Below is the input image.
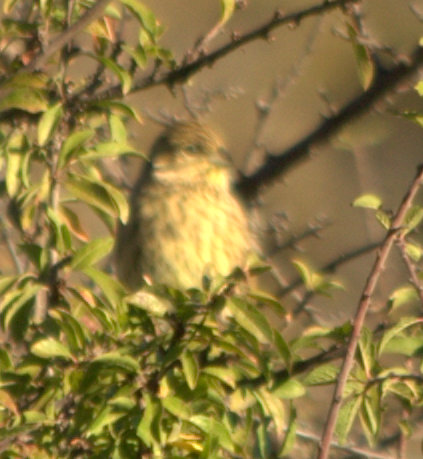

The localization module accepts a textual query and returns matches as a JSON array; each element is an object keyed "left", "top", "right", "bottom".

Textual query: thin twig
[
  {"left": 85, "top": 0, "right": 359, "bottom": 102},
  {"left": 243, "top": 13, "right": 322, "bottom": 171},
  {"left": 297, "top": 428, "right": 396, "bottom": 459},
  {"left": 318, "top": 164, "right": 423, "bottom": 459},
  {"left": 237, "top": 46, "right": 423, "bottom": 199}
]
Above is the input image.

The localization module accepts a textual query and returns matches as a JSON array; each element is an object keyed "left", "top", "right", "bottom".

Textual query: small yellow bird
[{"left": 115, "top": 121, "right": 257, "bottom": 290}]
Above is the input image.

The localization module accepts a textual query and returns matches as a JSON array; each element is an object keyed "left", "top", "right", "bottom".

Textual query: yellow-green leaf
[
  {"left": 352, "top": 193, "right": 382, "bottom": 209},
  {"left": 31, "top": 338, "right": 73, "bottom": 360}
]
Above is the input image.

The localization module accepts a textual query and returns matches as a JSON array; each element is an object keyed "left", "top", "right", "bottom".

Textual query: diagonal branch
[
  {"left": 85, "top": 0, "right": 359, "bottom": 102},
  {"left": 237, "top": 46, "right": 423, "bottom": 199},
  {"left": 318, "top": 163, "right": 423, "bottom": 459}
]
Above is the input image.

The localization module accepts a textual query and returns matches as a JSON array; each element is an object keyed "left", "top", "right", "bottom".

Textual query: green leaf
[
  {"left": 121, "top": 0, "right": 158, "bottom": 37},
  {"left": 65, "top": 173, "right": 129, "bottom": 223},
  {"left": 49, "top": 308, "right": 88, "bottom": 353},
  {"left": 59, "top": 205, "right": 89, "bottom": 241},
  {"left": 85, "top": 141, "right": 141, "bottom": 159},
  {"left": 87, "top": 406, "right": 125, "bottom": 436},
  {"left": 257, "top": 421, "right": 271, "bottom": 458},
  {"left": 382, "top": 335, "right": 423, "bottom": 356},
  {"left": 415, "top": 80, "right": 423, "bottom": 96},
  {"left": 0, "top": 348, "right": 13, "bottom": 370},
  {"left": 126, "top": 290, "right": 174, "bottom": 317},
  {"left": 254, "top": 387, "right": 285, "bottom": 437},
  {"left": 71, "top": 237, "right": 114, "bottom": 270},
  {"left": 31, "top": 338, "right": 73, "bottom": 360},
  {"left": 375, "top": 209, "right": 391, "bottom": 229},
  {"left": 0, "top": 87, "right": 48, "bottom": 113},
  {"left": 90, "top": 100, "right": 143, "bottom": 123},
  {"left": 181, "top": 350, "right": 199, "bottom": 390},
  {"left": 59, "top": 130, "right": 95, "bottom": 167},
  {"left": 347, "top": 23, "right": 374, "bottom": 90},
  {"left": 37, "top": 102, "right": 63, "bottom": 146},
  {"left": 219, "top": 0, "right": 235, "bottom": 25},
  {"left": 404, "top": 205, "right": 423, "bottom": 233},
  {"left": 271, "top": 378, "right": 306, "bottom": 399},
  {"left": 5, "top": 150, "right": 22, "bottom": 196},
  {"left": 189, "top": 416, "right": 234, "bottom": 453},
  {"left": 2, "top": 282, "right": 41, "bottom": 331},
  {"left": 360, "top": 390, "right": 380, "bottom": 441},
  {"left": 405, "top": 242, "right": 422, "bottom": 262},
  {"left": 23, "top": 410, "right": 46, "bottom": 423},
  {"left": 303, "top": 364, "right": 339, "bottom": 386},
  {"left": 136, "top": 394, "right": 161, "bottom": 447},
  {"left": 46, "top": 207, "right": 69, "bottom": 253},
  {"left": 389, "top": 285, "right": 418, "bottom": 311},
  {"left": 91, "top": 351, "right": 139, "bottom": 373},
  {"left": 202, "top": 366, "right": 238, "bottom": 389},
  {"left": 335, "top": 395, "right": 361, "bottom": 444},
  {"left": 273, "top": 330, "right": 292, "bottom": 369},
  {"left": 379, "top": 316, "right": 423, "bottom": 355},
  {"left": 109, "top": 113, "right": 127, "bottom": 143},
  {"left": 227, "top": 296, "right": 273, "bottom": 344},
  {"left": 162, "top": 396, "right": 191, "bottom": 419},
  {"left": 402, "top": 110, "right": 423, "bottom": 128},
  {"left": 280, "top": 406, "right": 296, "bottom": 456},
  {"left": 352, "top": 193, "right": 382, "bottom": 209},
  {"left": 91, "top": 54, "right": 132, "bottom": 94},
  {"left": 122, "top": 43, "right": 147, "bottom": 69},
  {"left": 82, "top": 266, "right": 126, "bottom": 307}
]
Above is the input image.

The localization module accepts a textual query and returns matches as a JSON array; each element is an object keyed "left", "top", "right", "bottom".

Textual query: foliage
[{"left": 0, "top": 1, "right": 422, "bottom": 458}]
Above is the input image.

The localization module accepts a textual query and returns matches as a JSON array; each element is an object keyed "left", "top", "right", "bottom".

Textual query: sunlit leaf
[
  {"left": 37, "top": 102, "right": 63, "bottom": 146},
  {"left": 181, "top": 350, "right": 199, "bottom": 390},
  {"left": 379, "top": 316, "right": 423, "bottom": 355},
  {"left": 90, "top": 54, "right": 132, "bottom": 94},
  {"left": 404, "top": 205, "right": 423, "bottom": 234},
  {"left": 271, "top": 378, "right": 305, "bottom": 399},
  {"left": 59, "top": 205, "right": 89, "bottom": 241},
  {"left": 0, "top": 87, "right": 48, "bottom": 113},
  {"left": 335, "top": 395, "right": 361, "bottom": 444},
  {"left": 227, "top": 296, "right": 273, "bottom": 344},
  {"left": 59, "top": 130, "right": 95, "bottom": 167},
  {"left": 219, "top": 0, "right": 235, "bottom": 25},
  {"left": 65, "top": 173, "right": 129, "bottom": 223},
  {"left": 389, "top": 285, "right": 418, "bottom": 311},
  {"left": 303, "top": 364, "right": 339, "bottom": 386},
  {"left": 91, "top": 351, "right": 139, "bottom": 373},
  {"left": 31, "top": 338, "right": 73, "bottom": 360},
  {"left": 71, "top": 237, "right": 114, "bottom": 270},
  {"left": 352, "top": 193, "right": 382, "bottom": 209},
  {"left": 121, "top": 0, "right": 158, "bottom": 37}
]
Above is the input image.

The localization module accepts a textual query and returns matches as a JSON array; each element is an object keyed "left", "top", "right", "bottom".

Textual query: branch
[
  {"left": 297, "top": 429, "right": 396, "bottom": 459},
  {"left": 5, "top": 0, "right": 112, "bottom": 78},
  {"left": 279, "top": 240, "right": 381, "bottom": 297},
  {"left": 237, "top": 46, "right": 423, "bottom": 199},
  {"left": 318, "top": 164, "right": 423, "bottom": 459},
  {"left": 83, "top": 0, "right": 359, "bottom": 102}
]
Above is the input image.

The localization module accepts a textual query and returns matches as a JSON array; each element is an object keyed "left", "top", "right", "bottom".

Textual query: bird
[{"left": 115, "top": 121, "right": 257, "bottom": 291}]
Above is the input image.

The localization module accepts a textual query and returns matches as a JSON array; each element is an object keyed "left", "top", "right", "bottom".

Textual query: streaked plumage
[{"left": 115, "top": 121, "right": 256, "bottom": 290}]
